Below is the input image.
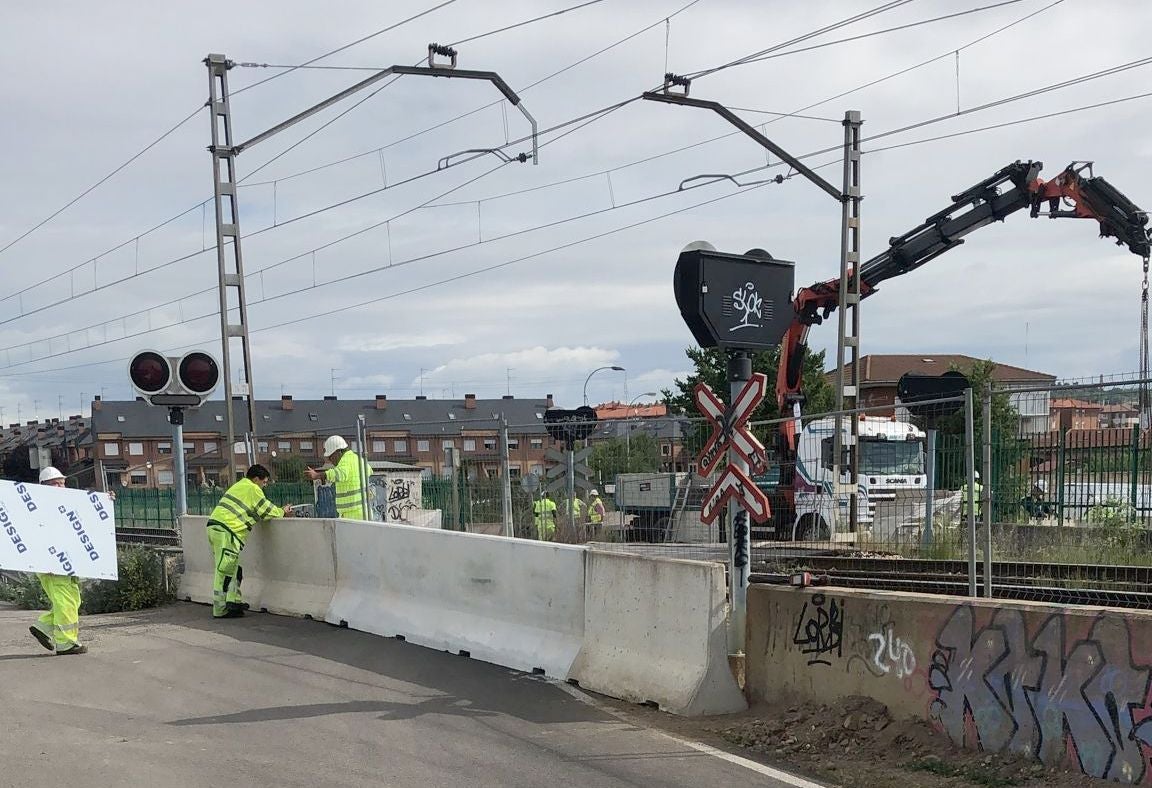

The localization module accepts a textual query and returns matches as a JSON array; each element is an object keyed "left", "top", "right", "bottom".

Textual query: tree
[
  {"left": 589, "top": 433, "right": 661, "bottom": 485},
  {"left": 662, "top": 345, "right": 835, "bottom": 425},
  {"left": 931, "top": 359, "right": 1019, "bottom": 444}
]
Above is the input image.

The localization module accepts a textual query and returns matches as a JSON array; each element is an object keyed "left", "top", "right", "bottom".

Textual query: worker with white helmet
[
  {"left": 306, "top": 436, "right": 371, "bottom": 519},
  {"left": 586, "top": 488, "right": 606, "bottom": 528},
  {"left": 28, "top": 467, "right": 86, "bottom": 655}
]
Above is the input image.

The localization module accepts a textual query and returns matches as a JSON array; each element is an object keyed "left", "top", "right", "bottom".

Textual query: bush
[
  {"left": 0, "top": 573, "right": 48, "bottom": 608},
  {"left": 82, "top": 545, "right": 173, "bottom": 613},
  {"left": 0, "top": 546, "right": 172, "bottom": 613}
]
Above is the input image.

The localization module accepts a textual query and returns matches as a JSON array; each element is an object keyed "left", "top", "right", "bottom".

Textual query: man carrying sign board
[{"left": 28, "top": 467, "right": 87, "bottom": 656}]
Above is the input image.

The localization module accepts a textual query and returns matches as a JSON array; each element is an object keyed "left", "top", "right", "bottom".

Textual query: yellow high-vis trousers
[{"left": 32, "top": 574, "right": 82, "bottom": 651}]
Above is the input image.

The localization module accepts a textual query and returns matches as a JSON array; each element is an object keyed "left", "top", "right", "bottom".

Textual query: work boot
[
  {"left": 220, "top": 603, "right": 245, "bottom": 618},
  {"left": 29, "top": 625, "right": 54, "bottom": 652},
  {"left": 56, "top": 644, "right": 87, "bottom": 656}
]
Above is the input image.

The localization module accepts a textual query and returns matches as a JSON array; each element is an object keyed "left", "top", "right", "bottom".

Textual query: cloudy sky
[{"left": 1, "top": 0, "right": 1149, "bottom": 423}]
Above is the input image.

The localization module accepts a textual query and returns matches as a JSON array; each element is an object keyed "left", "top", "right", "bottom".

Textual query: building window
[
  {"left": 372, "top": 440, "right": 387, "bottom": 453},
  {"left": 157, "top": 442, "right": 172, "bottom": 455},
  {"left": 128, "top": 442, "right": 144, "bottom": 456},
  {"left": 129, "top": 472, "right": 147, "bottom": 486},
  {"left": 530, "top": 438, "right": 543, "bottom": 449},
  {"left": 257, "top": 441, "right": 269, "bottom": 453},
  {"left": 483, "top": 438, "right": 496, "bottom": 451},
  {"left": 204, "top": 441, "right": 218, "bottom": 454},
  {"left": 463, "top": 439, "right": 476, "bottom": 452},
  {"left": 417, "top": 439, "right": 429, "bottom": 453},
  {"left": 507, "top": 438, "right": 519, "bottom": 450},
  {"left": 157, "top": 470, "right": 174, "bottom": 486},
  {"left": 509, "top": 466, "right": 521, "bottom": 479},
  {"left": 104, "top": 442, "right": 119, "bottom": 457},
  {"left": 234, "top": 442, "right": 246, "bottom": 455},
  {"left": 442, "top": 440, "right": 455, "bottom": 449},
  {"left": 184, "top": 444, "right": 195, "bottom": 454},
  {"left": 278, "top": 441, "right": 292, "bottom": 452},
  {"left": 299, "top": 441, "right": 313, "bottom": 451},
  {"left": 661, "top": 444, "right": 671, "bottom": 456},
  {"left": 394, "top": 440, "right": 407, "bottom": 454}
]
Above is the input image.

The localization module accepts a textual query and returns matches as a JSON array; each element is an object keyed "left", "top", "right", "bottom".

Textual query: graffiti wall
[{"left": 748, "top": 585, "right": 1152, "bottom": 784}]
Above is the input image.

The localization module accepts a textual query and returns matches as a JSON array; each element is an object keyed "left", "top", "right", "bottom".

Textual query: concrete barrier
[
  {"left": 747, "top": 584, "right": 1152, "bottom": 783},
  {"left": 327, "top": 520, "right": 584, "bottom": 678},
  {"left": 569, "top": 549, "right": 746, "bottom": 716},
  {"left": 178, "top": 515, "right": 338, "bottom": 620}
]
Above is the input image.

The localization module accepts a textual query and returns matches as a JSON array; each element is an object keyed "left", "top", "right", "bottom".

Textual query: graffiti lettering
[
  {"left": 387, "top": 479, "right": 414, "bottom": 504},
  {"left": 868, "top": 625, "right": 916, "bottom": 678},
  {"left": 387, "top": 499, "right": 418, "bottom": 523},
  {"left": 729, "top": 282, "right": 763, "bottom": 331},
  {"left": 929, "top": 605, "right": 1152, "bottom": 783},
  {"left": 792, "top": 593, "right": 843, "bottom": 666},
  {"left": 733, "top": 510, "right": 748, "bottom": 570}
]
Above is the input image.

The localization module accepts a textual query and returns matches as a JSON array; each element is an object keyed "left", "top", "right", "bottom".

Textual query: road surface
[{"left": 0, "top": 602, "right": 823, "bottom": 788}]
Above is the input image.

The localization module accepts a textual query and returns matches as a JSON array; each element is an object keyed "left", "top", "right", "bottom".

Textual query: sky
[{"left": 1, "top": 0, "right": 1150, "bottom": 424}]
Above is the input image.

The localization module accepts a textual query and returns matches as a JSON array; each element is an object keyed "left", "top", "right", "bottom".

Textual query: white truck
[{"left": 787, "top": 415, "right": 927, "bottom": 542}]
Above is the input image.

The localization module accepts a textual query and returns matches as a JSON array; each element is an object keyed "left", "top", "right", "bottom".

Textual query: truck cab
[{"left": 789, "top": 416, "right": 926, "bottom": 541}]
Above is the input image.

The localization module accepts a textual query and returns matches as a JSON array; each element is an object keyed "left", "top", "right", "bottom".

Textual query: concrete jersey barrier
[
  {"left": 327, "top": 519, "right": 585, "bottom": 678},
  {"left": 568, "top": 548, "right": 746, "bottom": 717},
  {"left": 179, "top": 515, "right": 338, "bottom": 620}
]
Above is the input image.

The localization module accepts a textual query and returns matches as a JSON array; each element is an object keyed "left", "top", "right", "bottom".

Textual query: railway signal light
[{"left": 129, "top": 350, "right": 219, "bottom": 407}]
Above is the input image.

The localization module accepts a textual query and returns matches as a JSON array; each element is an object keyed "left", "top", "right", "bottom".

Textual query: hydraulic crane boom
[{"left": 774, "top": 160, "right": 1152, "bottom": 513}]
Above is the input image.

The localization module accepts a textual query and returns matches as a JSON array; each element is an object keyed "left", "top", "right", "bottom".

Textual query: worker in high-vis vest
[
  {"left": 206, "top": 464, "right": 293, "bottom": 618},
  {"left": 586, "top": 489, "right": 606, "bottom": 527},
  {"left": 28, "top": 467, "right": 87, "bottom": 655},
  {"left": 533, "top": 493, "right": 557, "bottom": 540},
  {"left": 306, "top": 435, "right": 371, "bottom": 519}
]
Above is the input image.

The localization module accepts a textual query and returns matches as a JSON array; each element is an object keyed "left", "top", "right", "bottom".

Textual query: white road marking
[{"left": 554, "top": 681, "right": 830, "bottom": 788}]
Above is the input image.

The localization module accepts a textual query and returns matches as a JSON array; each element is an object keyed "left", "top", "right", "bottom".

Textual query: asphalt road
[{"left": 0, "top": 602, "right": 823, "bottom": 788}]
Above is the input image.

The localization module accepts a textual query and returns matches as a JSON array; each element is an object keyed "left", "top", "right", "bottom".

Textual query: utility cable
[
  {"left": 0, "top": 0, "right": 692, "bottom": 323},
  {"left": 0, "top": 0, "right": 458, "bottom": 266}
]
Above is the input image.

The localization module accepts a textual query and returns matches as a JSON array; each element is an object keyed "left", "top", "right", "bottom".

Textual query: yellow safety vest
[
  {"left": 327, "top": 450, "right": 371, "bottom": 519},
  {"left": 588, "top": 496, "right": 605, "bottom": 525},
  {"left": 960, "top": 481, "right": 983, "bottom": 517},
  {"left": 207, "top": 478, "right": 284, "bottom": 542},
  {"left": 533, "top": 498, "right": 557, "bottom": 539}
]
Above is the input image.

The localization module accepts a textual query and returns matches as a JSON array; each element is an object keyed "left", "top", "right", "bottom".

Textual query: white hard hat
[
  {"left": 323, "top": 435, "right": 349, "bottom": 456},
  {"left": 974, "top": 470, "right": 981, "bottom": 480},
  {"left": 38, "top": 466, "right": 65, "bottom": 483},
  {"left": 590, "top": 489, "right": 599, "bottom": 496}
]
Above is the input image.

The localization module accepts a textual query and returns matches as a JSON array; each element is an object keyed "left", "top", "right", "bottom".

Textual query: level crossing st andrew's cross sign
[{"left": 693, "top": 373, "right": 772, "bottom": 525}]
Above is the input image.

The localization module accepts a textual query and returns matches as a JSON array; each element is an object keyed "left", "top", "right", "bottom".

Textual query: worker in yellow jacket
[
  {"left": 28, "top": 467, "right": 88, "bottom": 655},
  {"left": 306, "top": 436, "right": 371, "bottom": 519},
  {"left": 206, "top": 464, "right": 292, "bottom": 618}
]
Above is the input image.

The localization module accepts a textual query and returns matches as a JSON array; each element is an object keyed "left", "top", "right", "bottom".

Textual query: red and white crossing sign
[
  {"left": 693, "top": 374, "right": 769, "bottom": 477},
  {"left": 700, "top": 464, "right": 771, "bottom": 525}
]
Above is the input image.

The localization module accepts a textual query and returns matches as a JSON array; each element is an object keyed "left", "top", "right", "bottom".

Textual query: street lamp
[
  {"left": 626, "top": 392, "right": 658, "bottom": 466},
  {"left": 583, "top": 365, "right": 625, "bottom": 406}
]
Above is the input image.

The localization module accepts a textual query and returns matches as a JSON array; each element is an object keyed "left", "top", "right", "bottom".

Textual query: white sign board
[{"left": 0, "top": 481, "right": 118, "bottom": 580}]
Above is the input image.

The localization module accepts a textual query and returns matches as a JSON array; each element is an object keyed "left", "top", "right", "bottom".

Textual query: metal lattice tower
[
  {"left": 833, "top": 111, "right": 863, "bottom": 529},
  {"left": 206, "top": 54, "right": 258, "bottom": 477}
]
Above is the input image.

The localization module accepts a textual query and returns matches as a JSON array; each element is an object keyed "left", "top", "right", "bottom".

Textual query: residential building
[
  {"left": 1049, "top": 399, "right": 1103, "bottom": 431},
  {"left": 0, "top": 416, "right": 93, "bottom": 485},
  {"left": 826, "top": 354, "right": 1056, "bottom": 435},
  {"left": 88, "top": 394, "right": 558, "bottom": 489},
  {"left": 1101, "top": 402, "right": 1141, "bottom": 429},
  {"left": 595, "top": 401, "right": 668, "bottom": 420}
]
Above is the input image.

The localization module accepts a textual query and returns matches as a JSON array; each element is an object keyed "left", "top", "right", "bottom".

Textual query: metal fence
[{"left": 114, "top": 483, "right": 315, "bottom": 529}]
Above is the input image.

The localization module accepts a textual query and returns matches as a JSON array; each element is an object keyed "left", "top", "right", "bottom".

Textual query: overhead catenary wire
[
  {"left": 9, "top": 71, "right": 1150, "bottom": 380},
  {"left": 0, "top": 0, "right": 1092, "bottom": 375},
  {"left": 4, "top": 39, "right": 1143, "bottom": 359},
  {"left": 0, "top": 0, "right": 459, "bottom": 266},
  {"left": 0, "top": 0, "right": 699, "bottom": 324}
]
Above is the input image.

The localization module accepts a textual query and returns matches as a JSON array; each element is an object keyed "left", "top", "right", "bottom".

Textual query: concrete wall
[{"left": 747, "top": 585, "right": 1152, "bottom": 784}]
